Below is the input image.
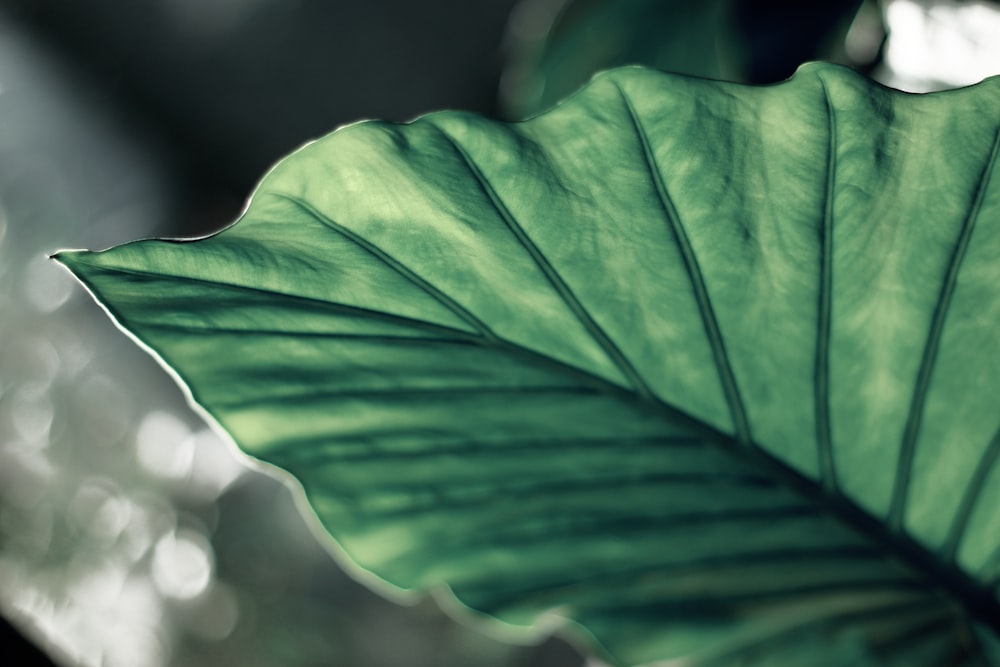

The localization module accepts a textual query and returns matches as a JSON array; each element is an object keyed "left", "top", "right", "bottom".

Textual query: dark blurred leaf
[{"left": 501, "top": 0, "right": 869, "bottom": 118}]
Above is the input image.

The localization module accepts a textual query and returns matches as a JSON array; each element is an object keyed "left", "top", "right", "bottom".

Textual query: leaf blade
[{"left": 55, "top": 64, "right": 1000, "bottom": 665}]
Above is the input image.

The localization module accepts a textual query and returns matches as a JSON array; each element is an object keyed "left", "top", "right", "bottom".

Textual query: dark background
[{"left": 1, "top": 0, "right": 522, "bottom": 238}]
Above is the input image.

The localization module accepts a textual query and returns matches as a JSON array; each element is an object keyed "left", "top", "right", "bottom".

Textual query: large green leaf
[{"left": 55, "top": 64, "right": 1000, "bottom": 666}]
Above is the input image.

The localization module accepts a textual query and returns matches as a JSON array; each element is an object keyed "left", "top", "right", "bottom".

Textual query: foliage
[
  {"left": 500, "top": 0, "right": 868, "bottom": 118},
  {"left": 56, "top": 63, "right": 1000, "bottom": 666}
]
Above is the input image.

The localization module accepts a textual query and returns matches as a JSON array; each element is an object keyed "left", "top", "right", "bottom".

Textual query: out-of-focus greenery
[
  {"left": 499, "top": 0, "right": 870, "bottom": 118},
  {"left": 498, "top": 0, "right": 1000, "bottom": 118}
]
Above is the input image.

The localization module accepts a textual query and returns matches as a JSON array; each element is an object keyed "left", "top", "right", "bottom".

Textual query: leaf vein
[
  {"left": 470, "top": 545, "right": 893, "bottom": 606},
  {"left": 70, "top": 260, "right": 482, "bottom": 341},
  {"left": 695, "top": 595, "right": 941, "bottom": 667},
  {"left": 613, "top": 83, "right": 752, "bottom": 445},
  {"left": 816, "top": 76, "right": 838, "bottom": 492},
  {"left": 430, "top": 125, "right": 655, "bottom": 399},
  {"left": 545, "top": 579, "right": 926, "bottom": 615},
  {"left": 889, "top": 127, "right": 1000, "bottom": 531},
  {"left": 146, "top": 322, "right": 472, "bottom": 344},
  {"left": 431, "top": 506, "right": 822, "bottom": 549},
  {"left": 218, "top": 384, "right": 599, "bottom": 409},
  {"left": 265, "top": 434, "right": 705, "bottom": 464},
  {"left": 272, "top": 193, "right": 500, "bottom": 341},
  {"left": 327, "top": 472, "right": 784, "bottom": 519},
  {"left": 944, "top": 423, "right": 1000, "bottom": 562}
]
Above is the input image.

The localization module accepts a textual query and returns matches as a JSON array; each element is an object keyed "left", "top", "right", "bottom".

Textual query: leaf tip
[{"left": 49, "top": 248, "right": 88, "bottom": 271}]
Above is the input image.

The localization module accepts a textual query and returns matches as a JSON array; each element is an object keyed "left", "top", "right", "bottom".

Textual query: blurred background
[{"left": 0, "top": 1, "right": 998, "bottom": 665}]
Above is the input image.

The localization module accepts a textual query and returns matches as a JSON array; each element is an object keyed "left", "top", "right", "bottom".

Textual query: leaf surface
[{"left": 56, "top": 64, "right": 1000, "bottom": 666}]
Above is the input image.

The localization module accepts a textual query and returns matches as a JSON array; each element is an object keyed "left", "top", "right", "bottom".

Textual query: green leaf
[{"left": 55, "top": 64, "right": 1000, "bottom": 666}]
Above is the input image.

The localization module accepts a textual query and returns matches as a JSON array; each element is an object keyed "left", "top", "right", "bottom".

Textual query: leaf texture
[{"left": 56, "top": 64, "right": 1000, "bottom": 666}]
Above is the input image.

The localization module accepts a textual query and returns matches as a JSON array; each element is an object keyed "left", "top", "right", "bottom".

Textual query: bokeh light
[
  {"left": 879, "top": 0, "right": 1000, "bottom": 90},
  {"left": 152, "top": 530, "right": 214, "bottom": 600},
  {"left": 137, "top": 412, "right": 196, "bottom": 481}
]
